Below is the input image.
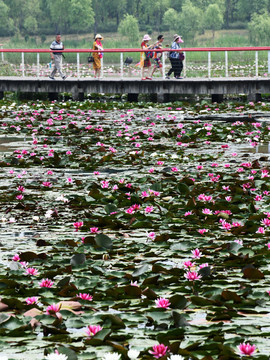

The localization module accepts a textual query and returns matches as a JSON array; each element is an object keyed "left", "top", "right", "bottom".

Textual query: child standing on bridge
[
  {"left": 151, "top": 35, "right": 164, "bottom": 78},
  {"left": 49, "top": 33, "right": 66, "bottom": 80}
]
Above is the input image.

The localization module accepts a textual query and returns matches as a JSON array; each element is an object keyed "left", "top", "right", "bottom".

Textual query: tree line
[{"left": 1, "top": 0, "right": 270, "bottom": 45}]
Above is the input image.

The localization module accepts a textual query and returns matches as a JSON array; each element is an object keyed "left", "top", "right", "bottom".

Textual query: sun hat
[
  {"left": 173, "top": 34, "right": 183, "bottom": 43},
  {"left": 143, "top": 34, "right": 151, "bottom": 41},
  {"left": 95, "top": 34, "right": 103, "bottom": 40}
]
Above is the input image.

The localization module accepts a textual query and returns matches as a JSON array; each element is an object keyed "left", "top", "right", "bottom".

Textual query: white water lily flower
[
  {"left": 45, "top": 353, "right": 68, "bottom": 360},
  {"left": 169, "top": 355, "right": 185, "bottom": 360},
  {"left": 45, "top": 209, "right": 54, "bottom": 218},
  {"left": 127, "top": 349, "right": 140, "bottom": 359},
  {"left": 101, "top": 352, "right": 121, "bottom": 360}
]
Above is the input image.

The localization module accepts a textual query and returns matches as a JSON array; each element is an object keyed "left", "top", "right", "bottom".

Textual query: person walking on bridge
[
  {"left": 49, "top": 33, "right": 66, "bottom": 80},
  {"left": 166, "top": 34, "right": 184, "bottom": 79},
  {"left": 151, "top": 35, "right": 164, "bottom": 78},
  {"left": 140, "top": 34, "right": 154, "bottom": 80}
]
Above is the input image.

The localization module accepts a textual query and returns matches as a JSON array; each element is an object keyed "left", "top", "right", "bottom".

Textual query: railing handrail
[{"left": 1, "top": 46, "right": 270, "bottom": 53}]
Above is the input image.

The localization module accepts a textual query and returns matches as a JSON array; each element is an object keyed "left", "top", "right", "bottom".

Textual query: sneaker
[
  {"left": 62, "top": 75, "right": 67, "bottom": 80},
  {"left": 175, "top": 76, "right": 183, "bottom": 79},
  {"left": 165, "top": 76, "right": 170, "bottom": 79},
  {"left": 141, "top": 78, "right": 147, "bottom": 80},
  {"left": 49, "top": 76, "right": 55, "bottom": 80},
  {"left": 146, "top": 77, "right": 152, "bottom": 80}
]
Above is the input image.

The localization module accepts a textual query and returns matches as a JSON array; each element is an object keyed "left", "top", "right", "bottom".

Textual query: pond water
[{"left": 1, "top": 101, "right": 270, "bottom": 359}]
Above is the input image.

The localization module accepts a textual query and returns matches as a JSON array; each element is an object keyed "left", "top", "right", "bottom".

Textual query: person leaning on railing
[
  {"left": 92, "top": 34, "right": 104, "bottom": 79},
  {"left": 49, "top": 33, "right": 66, "bottom": 80},
  {"left": 166, "top": 34, "right": 184, "bottom": 80}
]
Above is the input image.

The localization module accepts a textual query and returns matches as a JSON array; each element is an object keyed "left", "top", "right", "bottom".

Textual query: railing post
[
  {"left": 21, "top": 52, "right": 25, "bottom": 77},
  {"left": 162, "top": 51, "right": 166, "bottom": 79},
  {"left": 77, "top": 53, "right": 80, "bottom": 79},
  {"left": 183, "top": 51, "right": 186, "bottom": 78},
  {"left": 268, "top": 51, "right": 270, "bottom": 75},
  {"left": 225, "top": 51, "right": 228, "bottom": 77},
  {"left": 1, "top": 46, "right": 3, "bottom": 62},
  {"left": 120, "top": 52, "right": 123, "bottom": 79},
  {"left": 37, "top": 53, "right": 40, "bottom": 78},
  {"left": 101, "top": 56, "right": 104, "bottom": 79},
  {"left": 208, "top": 51, "right": 211, "bottom": 79},
  {"left": 255, "top": 51, "right": 258, "bottom": 77}
]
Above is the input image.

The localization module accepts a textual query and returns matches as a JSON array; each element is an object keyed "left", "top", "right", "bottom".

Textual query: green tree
[
  {"left": 46, "top": 0, "right": 71, "bottom": 33},
  {"left": 140, "top": 0, "right": 170, "bottom": 31},
  {"left": 3, "top": 0, "right": 40, "bottom": 34},
  {"left": 107, "top": 0, "right": 127, "bottom": 26},
  {"left": 237, "top": 0, "right": 268, "bottom": 21},
  {"left": 118, "top": 14, "right": 139, "bottom": 43},
  {"left": 0, "top": 0, "right": 15, "bottom": 36},
  {"left": 163, "top": 8, "right": 179, "bottom": 31},
  {"left": 178, "top": 0, "right": 200, "bottom": 43},
  {"left": 69, "top": 0, "right": 94, "bottom": 34},
  {"left": 24, "top": 16, "right": 38, "bottom": 35},
  {"left": 248, "top": 11, "right": 270, "bottom": 44},
  {"left": 224, "top": 0, "right": 239, "bottom": 28},
  {"left": 203, "top": 3, "right": 224, "bottom": 42}
]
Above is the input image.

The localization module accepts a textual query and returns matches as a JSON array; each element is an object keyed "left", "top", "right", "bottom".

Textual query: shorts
[
  {"left": 154, "top": 58, "right": 162, "bottom": 68},
  {"left": 144, "top": 59, "right": 151, "bottom": 67}
]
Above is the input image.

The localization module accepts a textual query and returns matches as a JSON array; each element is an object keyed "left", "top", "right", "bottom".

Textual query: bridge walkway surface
[{"left": 0, "top": 76, "right": 269, "bottom": 102}]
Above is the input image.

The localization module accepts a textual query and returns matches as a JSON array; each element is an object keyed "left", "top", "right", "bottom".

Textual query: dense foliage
[{"left": 2, "top": 0, "right": 270, "bottom": 44}]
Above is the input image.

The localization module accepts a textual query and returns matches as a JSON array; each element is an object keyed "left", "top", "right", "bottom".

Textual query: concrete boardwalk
[{"left": 0, "top": 76, "right": 269, "bottom": 100}]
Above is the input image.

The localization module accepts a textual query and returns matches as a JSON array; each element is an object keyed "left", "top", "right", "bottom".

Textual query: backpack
[{"left": 146, "top": 51, "right": 153, "bottom": 59}]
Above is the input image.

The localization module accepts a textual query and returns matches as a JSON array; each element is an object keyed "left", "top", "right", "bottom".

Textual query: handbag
[
  {"left": 179, "top": 52, "right": 185, "bottom": 61},
  {"left": 87, "top": 55, "right": 94, "bottom": 63}
]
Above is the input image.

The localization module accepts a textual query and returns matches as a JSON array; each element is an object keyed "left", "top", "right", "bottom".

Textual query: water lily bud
[{"left": 103, "top": 253, "right": 110, "bottom": 260}]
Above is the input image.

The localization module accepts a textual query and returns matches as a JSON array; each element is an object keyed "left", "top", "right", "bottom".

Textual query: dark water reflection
[{"left": 0, "top": 136, "right": 27, "bottom": 152}]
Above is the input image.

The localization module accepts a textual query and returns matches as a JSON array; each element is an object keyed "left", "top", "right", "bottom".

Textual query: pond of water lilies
[{"left": 1, "top": 99, "right": 270, "bottom": 360}]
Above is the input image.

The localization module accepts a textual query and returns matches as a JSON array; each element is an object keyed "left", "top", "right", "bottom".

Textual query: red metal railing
[{"left": 1, "top": 47, "right": 270, "bottom": 79}]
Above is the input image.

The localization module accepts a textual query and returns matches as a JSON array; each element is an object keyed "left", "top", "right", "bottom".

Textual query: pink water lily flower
[
  {"left": 25, "top": 297, "right": 39, "bottom": 305},
  {"left": 26, "top": 267, "right": 39, "bottom": 276},
  {"left": 39, "top": 278, "right": 54, "bottom": 288},
  {"left": 155, "top": 297, "right": 171, "bottom": 309},
  {"left": 198, "top": 228, "right": 208, "bottom": 235},
  {"left": 85, "top": 324, "right": 103, "bottom": 337},
  {"left": 145, "top": 206, "right": 154, "bottom": 214},
  {"left": 12, "top": 254, "right": 20, "bottom": 262},
  {"left": 149, "top": 344, "right": 169, "bottom": 359},
  {"left": 46, "top": 303, "right": 62, "bottom": 315},
  {"left": 42, "top": 181, "right": 52, "bottom": 187},
  {"left": 185, "top": 271, "right": 201, "bottom": 281},
  {"left": 183, "top": 260, "right": 195, "bottom": 268},
  {"left": 73, "top": 221, "right": 83, "bottom": 231},
  {"left": 90, "top": 227, "right": 99, "bottom": 233},
  {"left": 237, "top": 342, "right": 256, "bottom": 356},
  {"left": 192, "top": 248, "right": 202, "bottom": 259},
  {"left": 147, "top": 232, "right": 156, "bottom": 240},
  {"left": 77, "top": 293, "right": 93, "bottom": 301}
]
